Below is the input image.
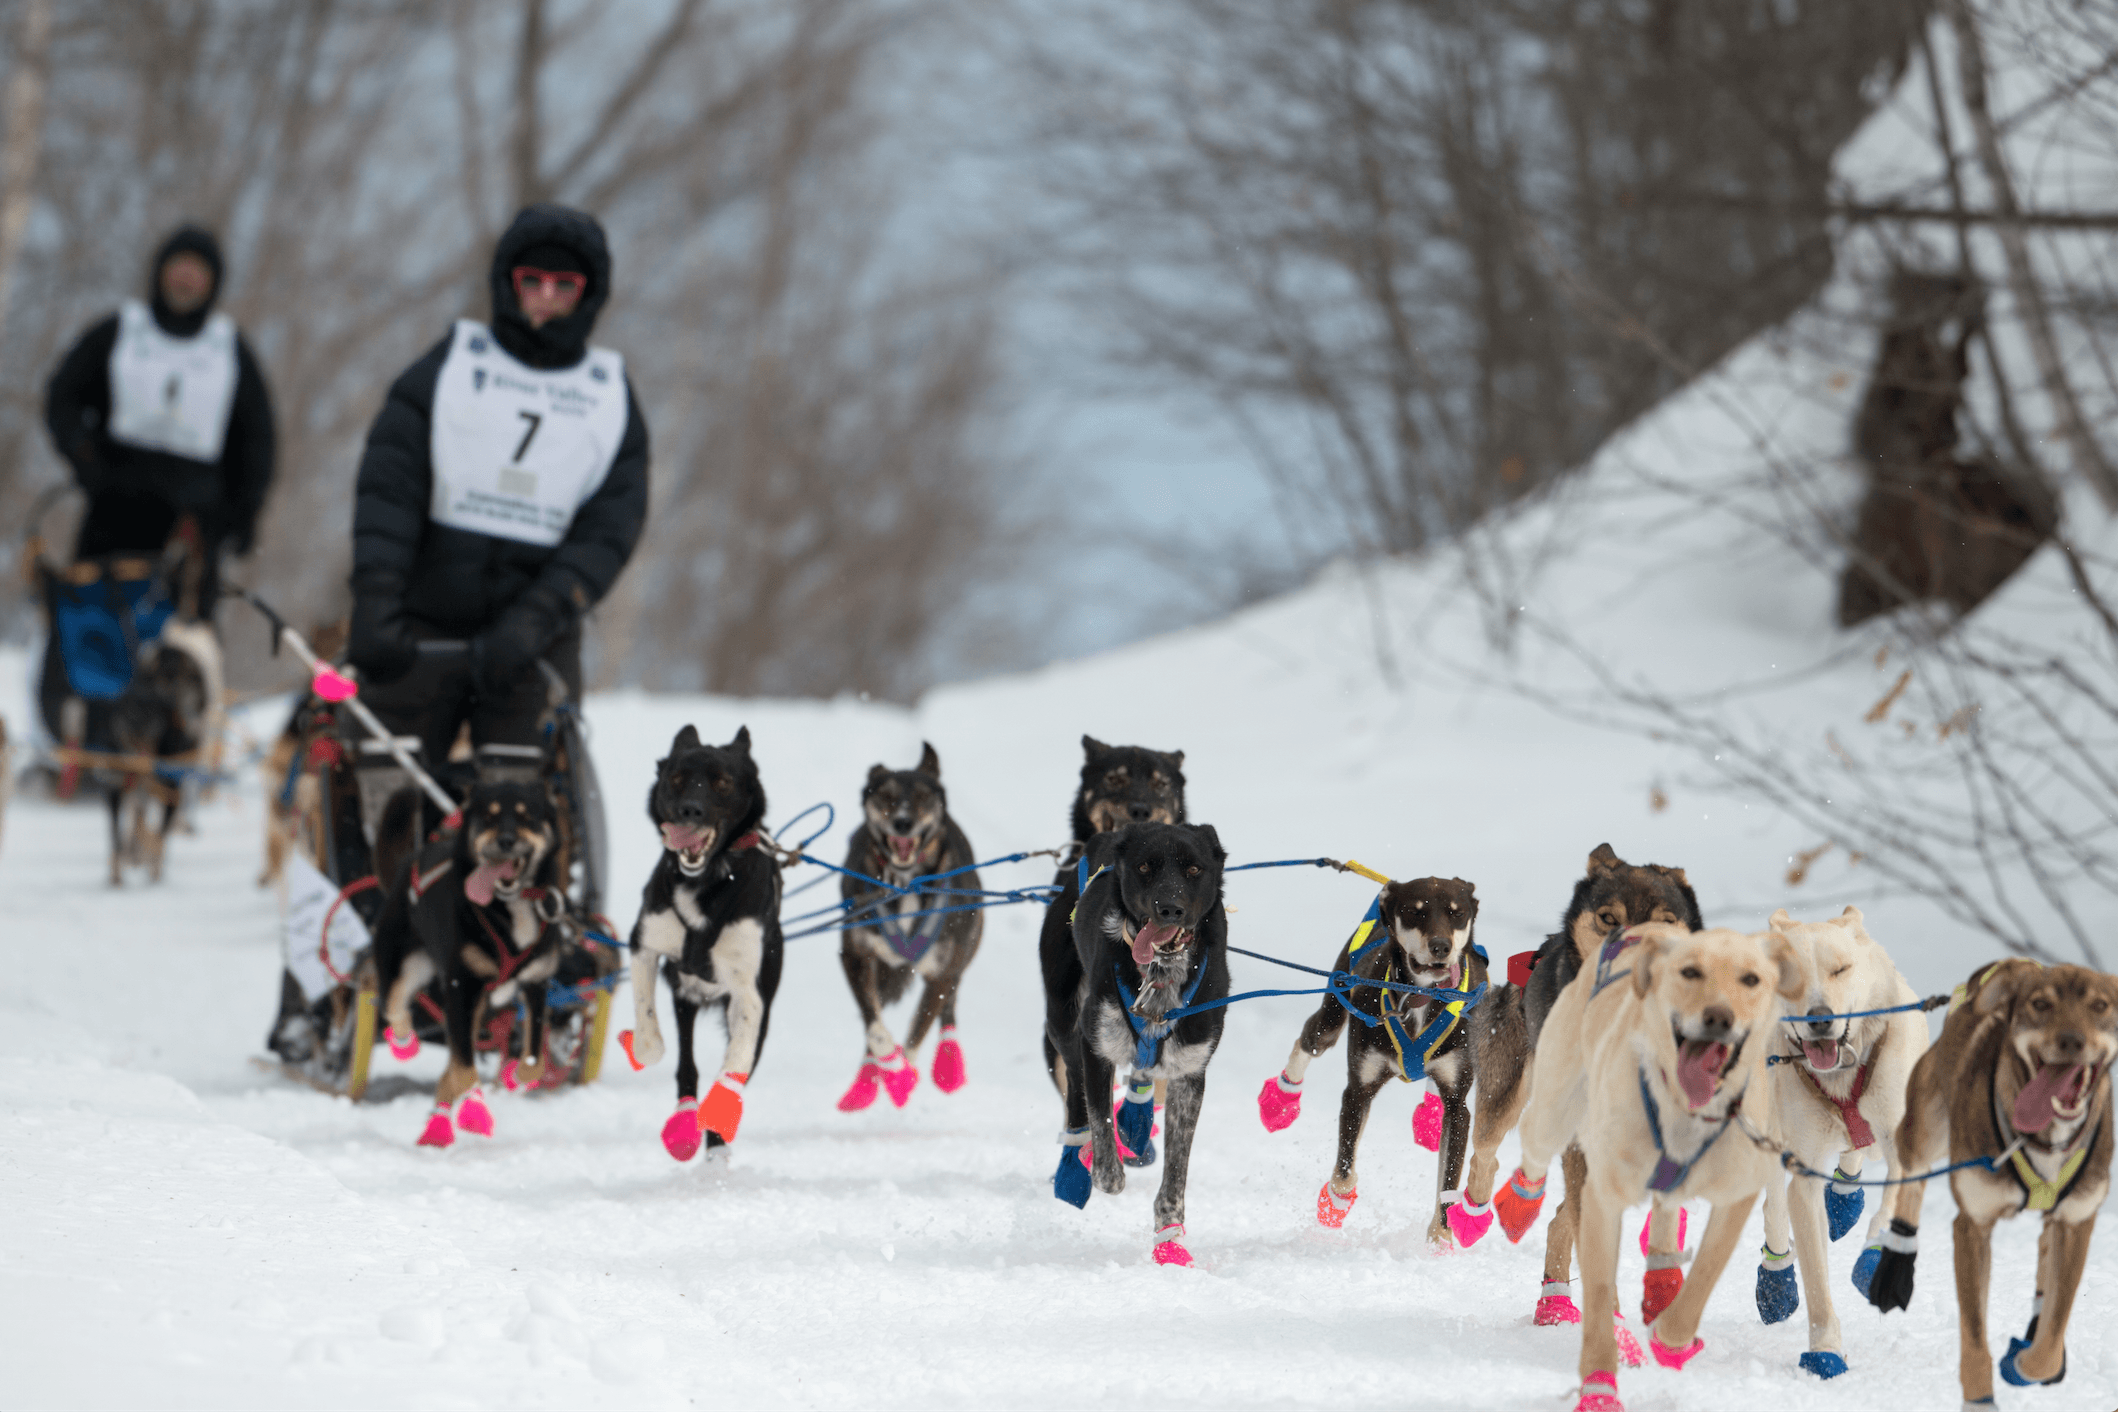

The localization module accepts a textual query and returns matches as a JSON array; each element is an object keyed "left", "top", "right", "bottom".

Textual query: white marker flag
[{"left": 281, "top": 851, "right": 369, "bottom": 1001}]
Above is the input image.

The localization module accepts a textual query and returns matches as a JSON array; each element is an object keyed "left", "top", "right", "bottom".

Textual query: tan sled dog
[
  {"left": 1752, "top": 907, "right": 1926, "bottom": 1378},
  {"left": 1866, "top": 959, "right": 2116, "bottom": 1405},
  {"left": 1514, "top": 922, "right": 1804, "bottom": 1412}
]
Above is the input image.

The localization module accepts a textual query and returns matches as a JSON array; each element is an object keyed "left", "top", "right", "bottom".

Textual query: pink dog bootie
[
  {"left": 1257, "top": 1072, "right": 1302, "bottom": 1131},
  {"left": 1443, "top": 1191, "right": 1493, "bottom": 1247},
  {"left": 1412, "top": 1090, "right": 1444, "bottom": 1151},
  {"left": 416, "top": 1105, "right": 454, "bottom": 1148},
  {"left": 1574, "top": 1371, "right": 1623, "bottom": 1412},
  {"left": 878, "top": 1047, "right": 919, "bottom": 1107},
  {"left": 837, "top": 1058, "right": 883, "bottom": 1111},
  {"left": 455, "top": 1088, "right": 494, "bottom": 1138},
  {"left": 1152, "top": 1223, "right": 1194, "bottom": 1267},
  {"left": 1649, "top": 1332, "right": 1704, "bottom": 1371},
  {"left": 1534, "top": 1280, "right": 1581, "bottom": 1326},
  {"left": 1612, "top": 1314, "right": 1645, "bottom": 1369},
  {"left": 930, "top": 1027, "right": 967, "bottom": 1093},
  {"left": 385, "top": 1026, "right": 420, "bottom": 1061},
  {"left": 1638, "top": 1206, "right": 1689, "bottom": 1255},
  {"left": 1316, "top": 1181, "right": 1358, "bottom": 1228},
  {"left": 662, "top": 1099, "right": 702, "bottom": 1161}
]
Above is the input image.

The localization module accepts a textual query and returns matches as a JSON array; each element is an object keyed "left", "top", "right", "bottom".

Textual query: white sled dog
[{"left": 1752, "top": 906, "right": 1927, "bottom": 1380}]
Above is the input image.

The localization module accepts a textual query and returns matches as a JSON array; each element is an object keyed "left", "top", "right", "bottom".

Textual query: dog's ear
[
  {"left": 1768, "top": 930, "right": 1808, "bottom": 1001},
  {"left": 1630, "top": 928, "right": 1662, "bottom": 998},
  {"left": 918, "top": 741, "right": 941, "bottom": 777},
  {"left": 1194, "top": 822, "right": 1225, "bottom": 864},
  {"left": 1838, "top": 904, "right": 1870, "bottom": 941},
  {"left": 1588, "top": 842, "right": 1622, "bottom": 877},
  {"left": 728, "top": 725, "right": 752, "bottom": 753},
  {"left": 1167, "top": 750, "right": 1185, "bottom": 770},
  {"left": 1973, "top": 959, "right": 2038, "bottom": 1016},
  {"left": 1768, "top": 908, "right": 1794, "bottom": 932},
  {"left": 866, "top": 764, "right": 890, "bottom": 789},
  {"left": 1082, "top": 734, "right": 1110, "bottom": 760},
  {"left": 672, "top": 724, "right": 700, "bottom": 752}
]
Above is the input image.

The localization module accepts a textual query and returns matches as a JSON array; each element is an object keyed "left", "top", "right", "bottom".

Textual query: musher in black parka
[{"left": 343, "top": 204, "right": 648, "bottom": 830}]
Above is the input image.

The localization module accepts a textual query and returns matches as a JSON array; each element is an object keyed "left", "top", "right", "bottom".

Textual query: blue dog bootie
[
  {"left": 1756, "top": 1243, "right": 1799, "bottom": 1324},
  {"left": 1116, "top": 1078, "right": 1157, "bottom": 1168},
  {"left": 1825, "top": 1164, "right": 1865, "bottom": 1241},
  {"left": 1053, "top": 1128, "right": 1092, "bottom": 1208},
  {"left": 1798, "top": 1351, "right": 1849, "bottom": 1379},
  {"left": 2000, "top": 1300, "right": 2064, "bottom": 1387},
  {"left": 1850, "top": 1243, "right": 1882, "bottom": 1300}
]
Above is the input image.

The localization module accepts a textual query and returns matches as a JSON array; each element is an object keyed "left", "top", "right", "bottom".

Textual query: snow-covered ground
[{"left": 7, "top": 10, "right": 2118, "bottom": 1409}]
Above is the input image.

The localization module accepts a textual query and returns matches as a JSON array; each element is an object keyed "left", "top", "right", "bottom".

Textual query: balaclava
[
  {"left": 147, "top": 224, "right": 224, "bottom": 338},
  {"left": 487, "top": 204, "right": 612, "bottom": 370}
]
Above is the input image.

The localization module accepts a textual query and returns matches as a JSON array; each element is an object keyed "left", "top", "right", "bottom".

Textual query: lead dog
[
  {"left": 619, "top": 725, "right": 786, "bottom": 1163},
  {"left": 1867, "top": 958, "right": 2116, "bottom": 1405},
  {"left": 1258, "top": 877, "right": 1488, "bottom": 1245},
  {"left": 1752, "top": 906, "right": 1926, "bottom": 1379},
  {"left": 1047, "top": 820, "right": 1228, "bottom": 1266},
  {"left": 1514, "top": 921, "right": 1805, "bottom": 1412},
  {"left": 370, "top": 778, "right": 567, "bottom": 1146},
  {"left": 835, "top": 742, "right": 983, "bottom": 1109},
  {"left": 1463, "top": 845, "right": 1704, "bottom": 1322}
]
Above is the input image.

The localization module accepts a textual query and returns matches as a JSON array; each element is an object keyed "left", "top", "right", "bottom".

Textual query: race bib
[
  {"left": 428, "top": 320, "right": 627, "bottom": 547},
  {"left": 105, "top": 299, "right": 239, "bottom": 462}
]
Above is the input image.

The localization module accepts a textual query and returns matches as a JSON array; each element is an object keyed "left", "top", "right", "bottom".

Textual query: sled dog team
[{"left": 365, "top": 725, "right": 2114, "bottom": 1412}]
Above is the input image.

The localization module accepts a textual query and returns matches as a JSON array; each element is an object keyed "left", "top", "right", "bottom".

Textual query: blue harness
[
  {"left": 1113, "top": 962, "right": 1211, "bottom": 1072},
  {"left": 1638, "top": 1068, "right": 1744, "bottom": 1193},
  {"left": 1343, "top": 894, "right": 1486, "bottom": 1083}
]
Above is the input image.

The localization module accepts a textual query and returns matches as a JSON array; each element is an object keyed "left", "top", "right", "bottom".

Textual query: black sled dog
[
  {"left": 1258, "top": 876, "right": 1489, "bottom": 1245},
  {"left": 106, "top": 621, "right": 218, "bottom": 886},
  {"left": 1044, "top": 820, "right": 1229, "bottom": 1266},
  {"left": 619, "top": 726, "right": 785, "bottom": 1163},
  {"left": 1038, "top": 735, "right": 1188, "bottom": 1145},
  {"left": 834, "top": 742, "right": 982, "bottom": 1111},
  {"left": 370, "top": 778, "right": 568, "bottom": 1146}
]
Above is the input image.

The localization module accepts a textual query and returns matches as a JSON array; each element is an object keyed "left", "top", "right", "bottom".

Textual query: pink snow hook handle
[{"left": 311, "top": 666, "right": 359, "bottom": 702}]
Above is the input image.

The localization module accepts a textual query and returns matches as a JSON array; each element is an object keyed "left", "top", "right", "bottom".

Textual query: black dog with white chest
[
  {"left": 1046, "top": 820, "right": 1229, "bottom": 1266},
  {"left": 620, "top": 725, "right": 785, "bottom": 1164}
]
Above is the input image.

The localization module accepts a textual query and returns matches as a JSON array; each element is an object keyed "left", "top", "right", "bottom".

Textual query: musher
[{"left": 343, "top": 203, "right": 647, "bottom": 829}]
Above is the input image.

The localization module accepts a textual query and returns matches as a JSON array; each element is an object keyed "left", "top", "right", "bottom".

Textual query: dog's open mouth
[
  {"left": 886, "top": 832, "right": 922, "bottom": 867},
  {"left": 2014, "top": 1061, "right": 2098, "bottom": 1132},
  {"left": 1801, "top": 1038, "right": 1847, "bottom": 1072},
  {"left": 661, "top": 822, "right": 716, "bottom": 872},
  {"left": 465, "top": 857, "right": 521, "bottom": 906},
  {"left": 1674, "top": 1031, "right": 1734, "bottom": 1109},
  {"left": 1411, "top": 960, "right": 1462, "bottom": 992},
  {"left": 1129, "top": 922, "right": 1196, "bottom": 967}
]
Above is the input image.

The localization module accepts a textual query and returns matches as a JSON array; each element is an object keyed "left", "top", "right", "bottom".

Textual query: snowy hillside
[{"left": 6, "top": 13, "right": 2118, "bottom": 1411}]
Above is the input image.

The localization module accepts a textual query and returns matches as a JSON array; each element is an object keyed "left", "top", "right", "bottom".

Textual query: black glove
[
  {"left": 470, "top": 586, "right": 565, "bottom": 698},
  {"left": 347, "top": 576, "right": 418, "bottom": 685}
]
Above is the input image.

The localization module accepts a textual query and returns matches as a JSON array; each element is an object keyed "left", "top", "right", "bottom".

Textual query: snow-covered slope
[{"left": 5, "top": 12, "right": 2117, "bottom": 1409}]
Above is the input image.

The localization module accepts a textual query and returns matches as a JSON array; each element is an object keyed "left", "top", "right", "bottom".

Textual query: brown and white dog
[
  {"left": 1867, "top": 958, "right": 2117, "bottom": 1405},
  {"left": 1751, "top": 906, "right": 1926, "bottom": 1379},
  {"left": 106, "top": 620, "right": 220, "bottom": 886},
  {"left": 1512, "top": 921, "right": 1804, "bottom": 1412},
  {"left": 1259, "top": 877, "right": 1487, "bottom": 1245}
]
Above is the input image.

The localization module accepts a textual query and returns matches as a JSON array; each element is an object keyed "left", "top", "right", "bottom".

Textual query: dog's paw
[
  {"left": 502, "top": 1057, "right": 545, "bottom": 1092},
  {"left": 1798, "top": 1351, "right": 1849, "bottom": 1379},
  {"left": 1151, "top": 1223, "right": 1193, "bottom": 1267},
  {"left": 417, "top": 1107, "right": 454, "bottom": 1148},
  {"left": 1756, "top": 1247, "right": 1799, "bottom": 1324},
  {"left": 1850, "top": 1244, "right": 1881, "bottom": 1299},
  {"left": 1115, "top": 1085, "right": 1157, "bottom": 1167},
  {"left": 1647, "top": 1332, "right": 1702, "bottom": 1371},
  {"left": 1091, "top": 1149, "right": 1126, "bottom": 1196},
  {"left": 1411, "top": 1090, "right": 1443, "bottom": 1151},
  {"left": 620, "top": 1027, "right": 663, "bottom": 1070},
  {"left": 455, "top": 1088, "right": 493, "bottom": 1138},
  {"left": 930, "top": 1030, "right": 966, "bottom": 1093},
  {"left": 1316, "top": 1181, "right": 1357, "bottom": 1229},
  {"left": 878, "top": 1048, "right": 918, "bottom": 1108},
  {"left": 698, "top": 1072, "right": 746, "bottom": 1143},
  {"left": 1612, "top": 1315, "right": 1645, "bottom": 1369},
  {"left": 662, "top": 1100, "right": 702, "bottom": 1161},
  {"left": 1495, "top": 1168, "right": 1547, "bottom": 1243},
  {"left": 1825, "top": 1169, "right": 1865, "bottom": 1241},
  {"left": 1534, "top": 1283, "right": 1580, "bottom": 1325},
  {"left": 1053, "top": 1134, "right": 1092, "bottom": 1208},
  {"left": 385, "top": 1026, "right": 420, "bottom": 1062},
  {"left": 2000, "top": 1333, "right": 2065, "bottom": 1387},
  {"left": 1865, "top": 1221, "right": 1918, "bottom": 1313},
  {"left": 1641, "top": 1267, "right": 1684, "bottom": 1324},
  {"left": 1257, "top": 1073, "right": 1302, "bottom": 1132},
  {"left": 1443, "top": 1192, "right": 1493, "bottom": 1247},
  {"left": 1573, "top": 1371, "right": 1623, "bottom": 1412},
  {"left": 837, "top": 1059, "right": 882, "bottom": 1112}
]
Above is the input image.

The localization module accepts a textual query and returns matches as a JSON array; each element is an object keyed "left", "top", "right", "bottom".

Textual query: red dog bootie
[
  {"left": 1574, "top": 1371, "right": 1623, "bottom": 1412},
  {"left": 455, "top": 1088, "right": 494, "bottom": 1138},
  {"left": 1258, "top": 1072, "right": 1302, "bottom": 1131},
  {"left": 1641, "top": 1266, "right": 1685, "bottom": 1324},
  {"left": 1534, "top": 1280, "right": 1581, "bottom": 1325},
  {"left": 1152, "top": 1223, "right": 1193, "bottom": 1267},
  {"left": 878, "top": 1047, "right": 918, "bottom": 1107},
  {"left": 697, "top": 1072, "right": 747, "bottom": 1143},
  {"left": 385, "top": 1026, "right": 420, "bottom": 1061},
  {"left": 1494, "top": 1168, "right": 1547, "bottom": 1243},
  {"left": 416, "top": 1105, "right": 454, "bottom": 1148},
  {"left": 661, "top": 1099, "right": 701, "bottom": 1161},
  {"left": 837, "top": 1058, "right": 883, "bottom": 1111},
  {"left": 1412, "top": 1090, "right": 1444, "bottom": 1151},
  {"left": 1316, "top": 1181, "right": 1358, "bottom": 1228},
  {"left": 930, "top": 1027, "right": 966, "bottom": 1093}
]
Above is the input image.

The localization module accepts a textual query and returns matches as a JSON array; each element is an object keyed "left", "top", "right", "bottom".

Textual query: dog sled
[{"left": 250, "top": 604, "right": 617, "bottom": 1101}]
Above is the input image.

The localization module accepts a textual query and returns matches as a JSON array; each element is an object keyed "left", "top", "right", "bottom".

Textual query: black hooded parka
[
  {"left": 43, "top": 224, "right": 277, "bottom": 560},
  {"left": 349, "top": 204, "right": 649, "bottom": 661}
]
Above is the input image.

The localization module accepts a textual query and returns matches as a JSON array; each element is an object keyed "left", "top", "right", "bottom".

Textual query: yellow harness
[{"left": 2010, "top": 1144, "right": 2092, "bottom": 1213}]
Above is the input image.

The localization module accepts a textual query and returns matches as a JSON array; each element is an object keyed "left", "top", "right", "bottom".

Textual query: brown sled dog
[
  {"left": 1462, "top": 844, "right": 1703, "bottom": 1326},
  {"left": 833, "top": 743, "right": 983, "bottom": 1110},
  {"left": 1258, "top": 877, "right": 1487, "bottom": 1245},
  {"left": 1866, "top": 959, "right": 2117, "bottom": 1404}
]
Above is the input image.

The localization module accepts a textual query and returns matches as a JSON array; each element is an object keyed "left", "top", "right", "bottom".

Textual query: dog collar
[{"left": 1794, "top": 1054, "right": 1876, "bottom": 1148}]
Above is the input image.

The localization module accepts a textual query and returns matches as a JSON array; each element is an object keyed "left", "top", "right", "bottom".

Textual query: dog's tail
[
  {"left": 1467, "top": 981, "right": 1531, "bottom": 1111},
  {"left": 371, "top": 786, "right": 423, "bottom": 903}
]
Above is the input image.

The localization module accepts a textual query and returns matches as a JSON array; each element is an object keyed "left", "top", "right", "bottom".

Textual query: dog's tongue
[
  {"left": 1803, "top": 1040, "right": 1839, "bottom": 1070},
  {"left": 1676, "top": 1042, "right": 1730, "bottom": 1109},
  {"left": 465, "top": 859, "right": 518, "bottom": 907},
  {"left": 661, "top": 823, "right": 707, "bottom": 855},
  {"left": 1132, "top": 923, "right": 1178, "bottom": 966},
  {"left": 891, "top": 836, "right": 917, "bottom": 864},
  {"left": 2013, "top": 1064, "right": 2086, "bottom": 1133}
]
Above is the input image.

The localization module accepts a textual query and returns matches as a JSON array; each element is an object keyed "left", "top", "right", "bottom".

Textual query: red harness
[{"left": 1797, "top": 1058, "right": 1876, "bottom": 1148}]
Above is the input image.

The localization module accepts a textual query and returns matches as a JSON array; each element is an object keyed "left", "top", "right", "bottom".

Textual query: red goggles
[{"left": 511, "top": 266, "right": 587, "bottom": 301}]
